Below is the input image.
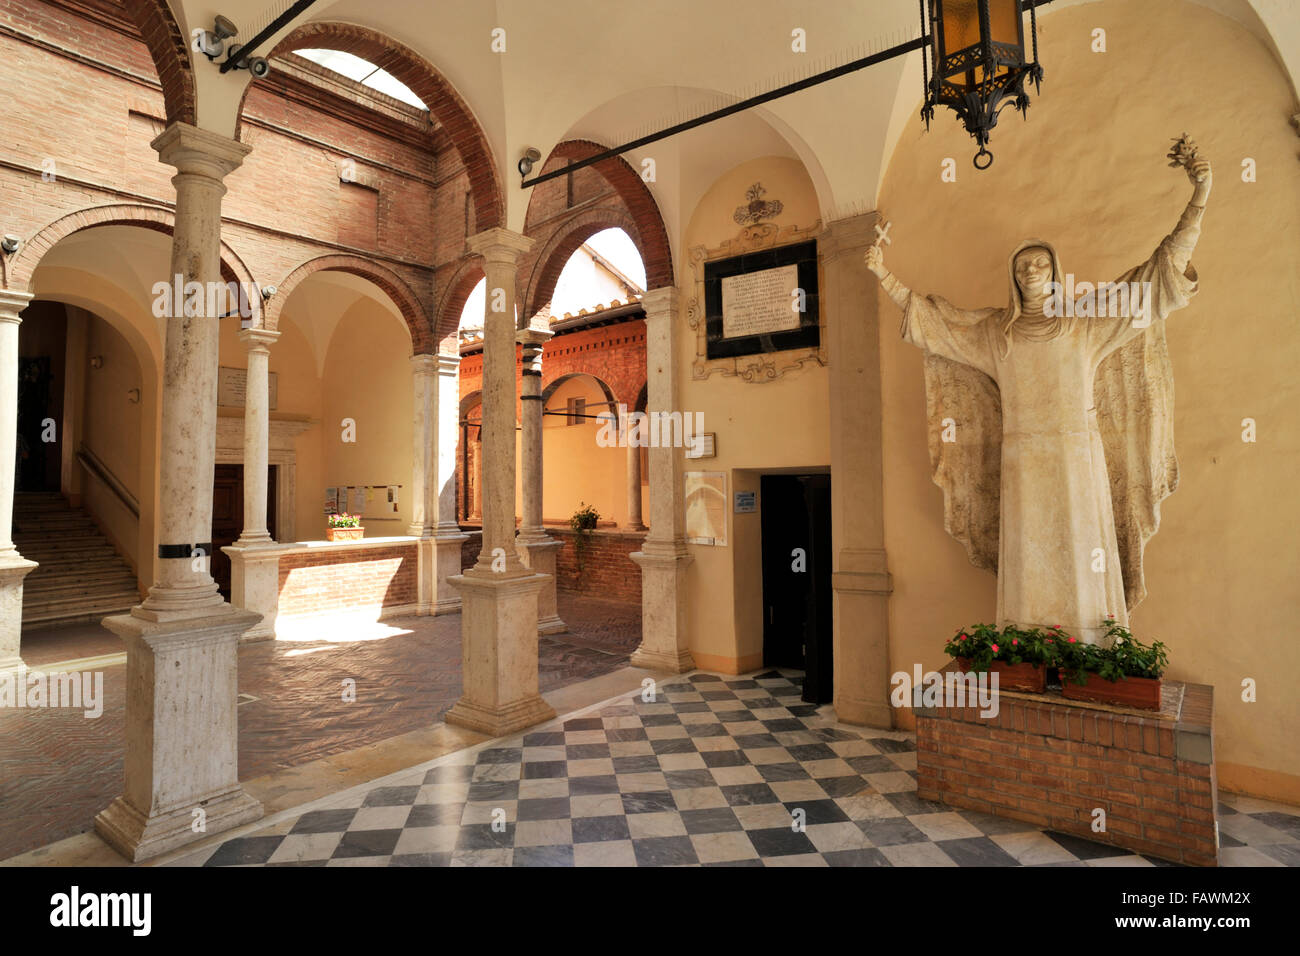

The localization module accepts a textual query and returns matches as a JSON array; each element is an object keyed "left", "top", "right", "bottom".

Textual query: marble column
[
  {"left": 0, "top": 290, "right": 38, "bottom": 673},
  {"left": 516, "top": 327, "right": 565, "bottom": 634},
  {"left": 625, "top": 422, "right": 645, "bottom": 531},
  {"left": 630, "top": 287, "right": 695, "bottom": 673},
  {"left": 224, "top": 327, "right": 280, "bottom": 643},
  {"left": 410, "top": 353, "right": 467, "bottom": 615},
  {"left": 444, "top": 228, "right": 553, "bottom": 736},
  {"left": 235, "top": 328, "right": 277, "bottom": 546},
  {"left": 822, "top": 212, "right": 893, "bottom": 729},
  {"left": 96, "top": 123, "right": 262, "bottom": 862}
]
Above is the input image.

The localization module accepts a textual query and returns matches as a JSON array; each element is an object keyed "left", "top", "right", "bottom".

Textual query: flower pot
[
  {"left": 326, "top": 526, "right": 364, "bottom": 542},
  {"left": 1060, "top": 671, "right": 1162, "bottom": 710},
  {"left": 955, "top": 658, "right": 1046, "bottom": 693}
]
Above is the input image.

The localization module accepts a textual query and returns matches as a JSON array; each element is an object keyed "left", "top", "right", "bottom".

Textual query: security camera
[
  {"left": 0, "top": 235, "right": 19, "bottom": 255},
  {"left": 518, "top": 147, "right": 542, "bottom": 178},
  {"left": 248, "top": 57, "right": 270, "bottom": 78},
  {"left": 212, "top": 15, "right": 238, "bottom": 40},
  {"left": 196, "top": 16, "right": 238, "bottom": 60}
]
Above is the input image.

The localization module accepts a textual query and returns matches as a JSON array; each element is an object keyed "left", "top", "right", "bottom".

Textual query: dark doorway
[
  {"left": 760, "top": 474, "right": 833, "bottom": 704},
  {"left": 210, "top": 464, "right": 276, "bottom": 599}
]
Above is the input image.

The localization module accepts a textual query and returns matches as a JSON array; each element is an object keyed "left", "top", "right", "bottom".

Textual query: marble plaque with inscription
[
  {"left": 218, "top": 366, "right": 278, "bottom": 410},
  {"left": 721, "top": 264, "right": 800, "bottom": 339}
]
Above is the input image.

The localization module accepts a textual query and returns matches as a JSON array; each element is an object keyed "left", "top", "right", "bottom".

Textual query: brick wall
[
  {"left": 2, "top": 0, "right": 444, "bottom": 322},
  {"left": 277, "top": 543, "right": 417, "bottom": 618},
  {"left": 916, "top": 675, "right": 1219, "bottom": 866},
  {"left": 458, "top": 527, "right": 643, "bottom": 603}
]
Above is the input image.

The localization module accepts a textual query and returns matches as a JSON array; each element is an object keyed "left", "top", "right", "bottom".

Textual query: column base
[
  {"left": 630, "top": 545, "right": 695, "bottom": 673},
  {"left": 224, "top": 543, "right": 281, "bottom": 643},
  {"left": 443, "top": 693, "right": 557, "bottom": 738},
  {"left": 97, "top": 603, "right": 263, "bottom": 862},
  {"left": 95, "top": 786, "right": 263, "bottom": 864},
  {"left": 0, "top": 553, "right": 37, "bottom": 674},
  {"left": 831, "top": 549, "right": 894, "bottom": 730},
  {"left": 433, "top": 530, "right": 468, "bottom": 615},
  {"left": 517, "top": 535, "right": 566, "bottom": 635},
  {"left": 629, "top": 646, "right": 695, "bottom": 673},
  {"left": 444, "top": 570, "right": 555, "bottom": 737}
]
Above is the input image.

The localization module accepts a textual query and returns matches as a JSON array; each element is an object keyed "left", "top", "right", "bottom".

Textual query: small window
[{"left": 566, "top": 397, "right": 586, "bottom": 426}]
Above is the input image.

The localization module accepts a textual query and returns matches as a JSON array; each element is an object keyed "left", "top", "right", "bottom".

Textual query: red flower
[
  {"left": 1068, "top": 637, "right": 1077, "bottom": 643},
  {"left": 1012, "top": 639, "right": 1019, "bottom": 646},
  {"left": 958, "top": 636, "right": 966, "bottom": 642},
  {"left": 1050, "top": 625, "right": 1061, "bottom": 630},
  {"left": 1046, "top": 639, "right": 1054, "bottom": 644},
  {"left": 991, "top": 644, "right": 999, "bottom": 653}
]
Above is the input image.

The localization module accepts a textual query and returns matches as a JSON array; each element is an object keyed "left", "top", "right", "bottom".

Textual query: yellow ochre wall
[
  {"left": 679, "top": 156, "right": 831, "bottom": 674},
  {"left": 874, "top": 0, "right": 1300, "bottom": 802}
]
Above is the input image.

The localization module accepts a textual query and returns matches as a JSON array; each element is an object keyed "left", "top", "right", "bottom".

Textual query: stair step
[
  {"left": 25, "top": 578, "right": 139, "bottom": 598},
  {"left": 15, "top": 493, "right": 142, "bottom": 628}
]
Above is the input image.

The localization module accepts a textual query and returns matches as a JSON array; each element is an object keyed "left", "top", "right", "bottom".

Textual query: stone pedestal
[
  {"left": 444, "top": 571, "right": 555, "bottom": 735},
  {"left": 630, "top": 547, "right": 694, "bottom": 672},
  {"left": 517, "top": 536, "right": 565, "bottom": 634},
  {"left": 223, "top": 545, "right": 279, "bottom": 642},
  {"left": 0, "top": 558, "right": 37, "bottom": 673},
  {"left": 916, "top": 670, "right": 1219, "bottom": 866},
  {"left": 94, "top": 606, "right": 264, "bottom": 862}
]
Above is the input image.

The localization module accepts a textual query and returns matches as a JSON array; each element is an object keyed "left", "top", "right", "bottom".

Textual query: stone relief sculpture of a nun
[{"left": 866, "top": 137, "right": 1211, "bottom": 644}]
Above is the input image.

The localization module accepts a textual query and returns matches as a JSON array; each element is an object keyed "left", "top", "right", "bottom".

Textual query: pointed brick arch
[
  {"left": 239, "top": 21, "right": 503, "bottom": 233},
  {"left": 520, "top": 139, "right": 672, "bottom": 322},
  {"left": 266, "top": 254, "right": 432, "bottom": 351},
  {"left": 120, "top": 0, "right": 196, "bottom": 125},
  {"left": 8, "top": 203, "right": 260, "bottom": 322}
]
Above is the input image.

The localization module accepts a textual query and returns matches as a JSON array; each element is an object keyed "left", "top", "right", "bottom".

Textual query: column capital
[
  {"left": 516, "top": 326, "right": 553, "bottom": 349},
  {"left": 434, "top": 351, "right": 460, "bottom": 376},
  {"left": 0, "top": 289, "right": 33, "bottom": 323},
  {"left": 238, "top": 327, "right": 279, "bottom": 351},
  {"left": 151, "top": 122, "right": 251, "bottom": 180},
  {"left": 466, "top": 227, "right": 535, "bottom": 265},
  {"left": 819, "top": 210, "right": 883, "bottom": 262},
  {"left": 640, "top": 286, "right": 679, "bottom": 322},
  {"left": 410, "top": 352, "right": 439, "bottom": 375}
]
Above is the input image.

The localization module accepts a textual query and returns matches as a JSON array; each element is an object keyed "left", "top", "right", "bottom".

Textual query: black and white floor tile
[{"left": 169, "top": 671, "right": 1300, "bottom": 868}]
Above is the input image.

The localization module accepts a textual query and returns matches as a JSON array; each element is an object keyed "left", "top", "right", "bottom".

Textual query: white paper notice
[{"left": 721, "top": 264, "right": 800, "bottom": 339}]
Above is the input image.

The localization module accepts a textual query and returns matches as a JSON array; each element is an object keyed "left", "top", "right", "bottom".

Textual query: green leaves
[{"left": 946, "top": 618, "right": 1168, "bottom": 683}]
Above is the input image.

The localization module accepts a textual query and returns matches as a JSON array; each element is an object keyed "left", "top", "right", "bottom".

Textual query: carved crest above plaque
[{"left": 687, "top": 216, "right": 825, "bottom": 383}]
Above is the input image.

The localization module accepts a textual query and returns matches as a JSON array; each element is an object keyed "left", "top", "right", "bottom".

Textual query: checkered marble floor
[{"left": 170, "top": 671, "right": 1300, "bottom": 867}]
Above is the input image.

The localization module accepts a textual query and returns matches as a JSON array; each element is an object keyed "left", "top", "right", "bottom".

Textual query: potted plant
[
  {"left": 1058, "top": 619, "right": 1167, "bottom": 710},
  {"left": 944, "top": 623, "right": 1050, "bottom": 693},
  {"left": 570, "top": 502, "right": 600, "bottom": 575},
  {"left": 326, "top": 512, "right": 364, "bottom": 542}
]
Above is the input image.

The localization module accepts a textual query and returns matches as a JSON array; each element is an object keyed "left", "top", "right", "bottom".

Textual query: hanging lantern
[{"left": 920, "top": 0, "right": 1044, "bottom": 169}]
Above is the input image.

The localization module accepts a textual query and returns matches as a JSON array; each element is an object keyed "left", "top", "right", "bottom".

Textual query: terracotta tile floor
[{"left": 0, "top": 594, "right": 640, "bottom": 861}]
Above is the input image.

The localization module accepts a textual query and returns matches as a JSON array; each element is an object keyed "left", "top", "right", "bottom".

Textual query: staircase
[{"left": 13, "top": 492, "right": 141, "bottom": 629}]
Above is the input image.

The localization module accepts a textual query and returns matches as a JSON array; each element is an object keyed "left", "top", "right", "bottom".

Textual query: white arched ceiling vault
[
  {"left": 174, "top": 0, "right": 1297, "bottom": 254},
  {"left": 275, "top": 271, "right": 410, "bottom": 378}
]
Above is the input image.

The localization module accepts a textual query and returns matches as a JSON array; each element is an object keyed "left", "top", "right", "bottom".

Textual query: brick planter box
[{"left": 915, "top": 666, "right": 1219, "bottom": 866}]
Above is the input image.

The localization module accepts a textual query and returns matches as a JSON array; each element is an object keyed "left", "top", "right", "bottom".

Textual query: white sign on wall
[
  {"left": 720, "top": 263, "right": 800, "bottom": 339},
  {"left": 218, "top": 366, "right": 278, "bottom": 410}
]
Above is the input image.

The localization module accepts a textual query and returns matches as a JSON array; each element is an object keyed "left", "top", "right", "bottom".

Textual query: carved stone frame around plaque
[{"left": 687, "top": 219, "right": 825, "bottom": 383}]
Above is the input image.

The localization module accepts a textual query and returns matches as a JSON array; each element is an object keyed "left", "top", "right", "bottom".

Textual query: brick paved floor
[{"left": 0, "top": 594, "right": 640, "bottom": 861}]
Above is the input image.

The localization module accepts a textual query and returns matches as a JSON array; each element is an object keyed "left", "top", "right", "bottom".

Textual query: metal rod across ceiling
[{"left": 519, "top": 0, "right": 1055, "bottom": 190}]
